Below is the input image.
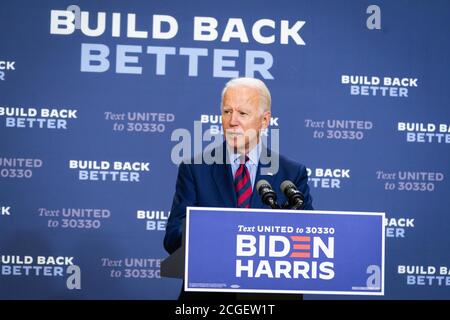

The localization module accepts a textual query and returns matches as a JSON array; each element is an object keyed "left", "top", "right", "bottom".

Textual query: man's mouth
[{"left": 226, "top": 131, "right": 244, "bottom": 137}]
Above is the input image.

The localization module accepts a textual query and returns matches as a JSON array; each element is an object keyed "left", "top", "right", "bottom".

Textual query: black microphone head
[
  {"left": 256, "top": 179, "right": 272, "bottom": 194},
  {"left": 257, "top": 179, "right": 271, "bottom": 188},
  {"left": 281, "top": 180, "right": 304, "bottom": 209},
  {"left": 280, "top": 180, "right": 296, "bottom": 194},
  {"left": 256, "top": 179, "right": 279, "bottom": 208}
]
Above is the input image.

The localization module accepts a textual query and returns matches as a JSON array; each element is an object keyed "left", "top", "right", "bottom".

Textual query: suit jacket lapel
[
  {"left": 213, "top": 162, "right": 236, "bottom": 207},
  {"left": 250, "top": 147, "right": 277, "bottom": 208},
  {"left": 212, "top": 143, "right": 237, "bottom": 207}
]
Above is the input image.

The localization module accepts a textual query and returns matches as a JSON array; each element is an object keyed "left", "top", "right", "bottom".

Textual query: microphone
[
  {"left": 280, "top": 180, "right": 305, "bottom": 210},
  {"left": 256, "top": 180, "right": 280, "bottom": 209}
]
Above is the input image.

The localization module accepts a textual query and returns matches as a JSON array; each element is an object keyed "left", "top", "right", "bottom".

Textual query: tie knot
[{"left": 239, "top": 155, "right": 249, "bottom": 165}]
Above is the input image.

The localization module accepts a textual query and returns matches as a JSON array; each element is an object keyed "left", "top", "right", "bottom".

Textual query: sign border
[{"left": 185, "top": 206, "right": 385, "bottom": 296}]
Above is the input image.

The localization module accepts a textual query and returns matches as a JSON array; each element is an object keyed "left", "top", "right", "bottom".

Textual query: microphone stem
[
  {"left": 291, "top": 200, "right": 304, "bottom": 210},
  {"left": 267, "top": 198, "right": 280, "bottom": 209}
]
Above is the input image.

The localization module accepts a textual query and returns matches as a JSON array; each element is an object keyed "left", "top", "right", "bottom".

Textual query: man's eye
[{"left": 240, "top": 112, "right": 247, "bottom": 116}]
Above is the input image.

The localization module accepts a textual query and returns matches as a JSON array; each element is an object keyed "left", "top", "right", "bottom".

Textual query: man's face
[{"left": 221, "top": 86, "right": 271, "bottom": 153}]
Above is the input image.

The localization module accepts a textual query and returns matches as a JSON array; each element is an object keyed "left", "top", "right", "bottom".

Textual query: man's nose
[{"left": 230, "top": 112, "right": 240, "bottom": 126}]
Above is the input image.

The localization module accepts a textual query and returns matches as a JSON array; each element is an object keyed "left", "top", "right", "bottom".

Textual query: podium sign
[{"left": 185, "top": 207, "right": 385, "bottom": 295}]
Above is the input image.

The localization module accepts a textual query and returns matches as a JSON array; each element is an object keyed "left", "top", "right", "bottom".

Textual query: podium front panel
[{"left": 185, "top": 207, "right": 385, "bottom": 295}]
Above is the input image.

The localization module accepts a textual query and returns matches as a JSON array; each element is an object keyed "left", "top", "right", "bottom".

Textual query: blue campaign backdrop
[{"left": 0, "top": 0, "right": 449, "bottom": 299}]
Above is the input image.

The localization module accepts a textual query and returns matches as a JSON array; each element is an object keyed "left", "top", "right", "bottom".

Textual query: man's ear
[{"left": 262, "top": 111, "right": 271, "bottom": 129}]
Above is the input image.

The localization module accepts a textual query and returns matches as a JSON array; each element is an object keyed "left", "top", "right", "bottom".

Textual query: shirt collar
[{"left": 227, "top": 141, "right": 262, "bottom": 165}]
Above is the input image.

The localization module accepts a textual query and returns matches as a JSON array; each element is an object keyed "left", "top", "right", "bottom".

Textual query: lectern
[{"left": 162, "top": 207, "right": 385, "bottom": 297}]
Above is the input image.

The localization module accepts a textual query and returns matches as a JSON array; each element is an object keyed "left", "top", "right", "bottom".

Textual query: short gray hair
[{"left": 221, "top": 77, "right": 271, "bottom": 114}]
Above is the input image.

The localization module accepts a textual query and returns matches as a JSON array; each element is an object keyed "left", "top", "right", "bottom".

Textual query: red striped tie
[{"left": 235, "top": 156, "right": 252, "bottom": 208}]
